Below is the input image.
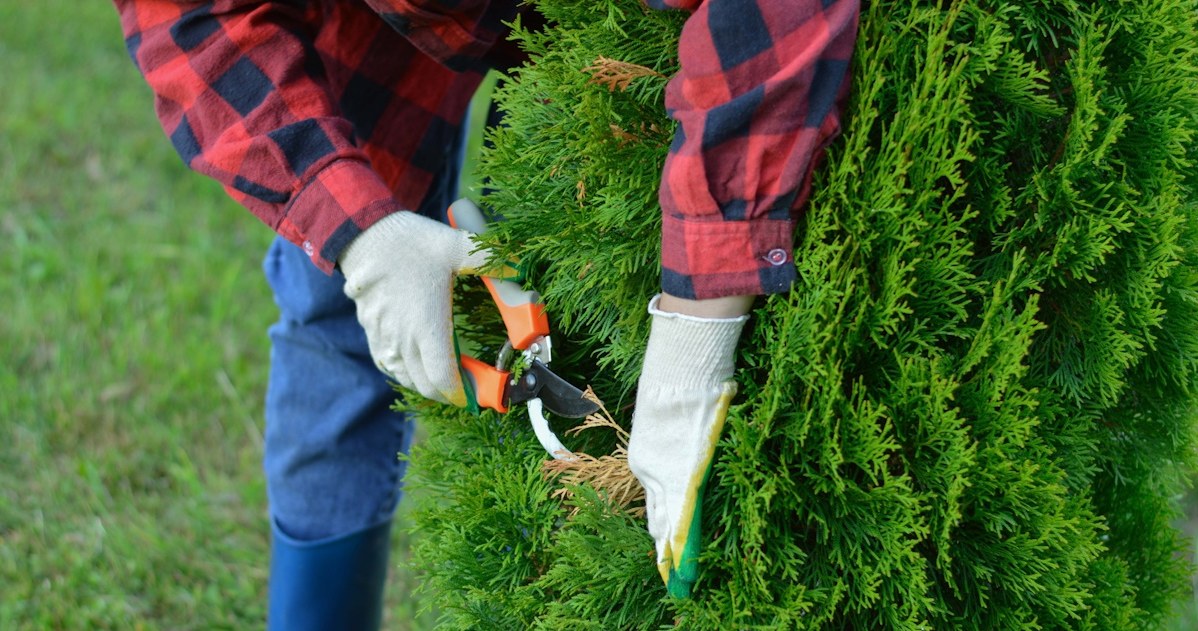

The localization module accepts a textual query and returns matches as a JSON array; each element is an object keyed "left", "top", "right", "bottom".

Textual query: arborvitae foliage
[{"left": 406, "top": 0, "right": 1198, "bottom": 628}]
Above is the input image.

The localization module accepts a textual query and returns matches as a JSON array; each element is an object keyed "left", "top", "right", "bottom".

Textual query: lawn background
[
  {"left": 0, "top": 2, "right": 448, "bottom": 628},
  {"left": 0, "top": 2, "right": 1192, "bottom": 629}
]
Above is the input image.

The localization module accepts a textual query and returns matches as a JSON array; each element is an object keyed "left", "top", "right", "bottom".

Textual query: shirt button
[
  {"left": 302, "top": 240, "right": 315, "bottom": 256},
  {"left": 765, "top": 248, "right": 788, "bottom": 266}
]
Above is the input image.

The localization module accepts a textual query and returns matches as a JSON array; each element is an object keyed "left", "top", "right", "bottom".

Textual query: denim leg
[
  {"left": 263, "top": 240, "right": 413, "bottom": 541},
  {"left": 262, "top": 120, "right": 466, "bottom": 542}
]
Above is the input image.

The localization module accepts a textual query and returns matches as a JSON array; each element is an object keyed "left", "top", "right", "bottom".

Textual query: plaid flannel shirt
[{"left": 115, "top": 0, "right": 858, "bottom": 298}]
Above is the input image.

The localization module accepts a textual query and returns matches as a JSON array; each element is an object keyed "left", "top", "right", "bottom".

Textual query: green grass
[
  {"left": 0, "top": 2, "right": 1193, "bottom": 629},
  {"left": 0, "top": 3, "right": 435, "bottom": 628}
]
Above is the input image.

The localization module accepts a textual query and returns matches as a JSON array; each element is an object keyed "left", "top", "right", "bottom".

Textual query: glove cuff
[{"left": 640, "top": 294, "right": 748, "bottom": 391}]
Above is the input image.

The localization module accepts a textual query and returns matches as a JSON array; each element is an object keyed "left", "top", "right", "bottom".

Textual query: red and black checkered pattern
[
  {"left": 658, "top": 0, "right": 859, "bottom": 298},
  {"left": 114, "top": 0, "right": 519, "bottom": 272},
  {"left": 115, "top": 1, "right": 859, "bottom": 294}
]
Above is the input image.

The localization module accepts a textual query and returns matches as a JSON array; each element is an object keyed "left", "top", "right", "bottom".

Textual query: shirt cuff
[
  {"left": 277, "top": 159, "right": 403, "bottom": 274},
  {"left": 660, "top": 213, "right": 796, "bottom": 300}
]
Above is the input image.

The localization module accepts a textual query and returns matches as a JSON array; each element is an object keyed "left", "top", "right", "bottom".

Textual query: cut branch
[
  {"left": 542, "top": 388, "right": 645, "bottom": 517},
  {"left": 583, "top": 56, "right": 665, "bottom": 92}
]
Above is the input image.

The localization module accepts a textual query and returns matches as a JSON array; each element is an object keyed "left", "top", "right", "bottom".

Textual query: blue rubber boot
[{"left": 267, "top": 519, "right": 392, "bottom": 631}]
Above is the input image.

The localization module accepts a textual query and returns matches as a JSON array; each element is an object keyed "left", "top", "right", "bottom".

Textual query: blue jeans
[
  {"left": 263, "top": 239, "right": 410, "bottom": 542},
  {"left": 263, "top": 144, "right": 464, "bottom": 543}
]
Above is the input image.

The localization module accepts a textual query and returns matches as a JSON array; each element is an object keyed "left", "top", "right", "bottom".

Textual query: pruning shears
[{"left": 447, "top": 199, "right": 598, "bottom": 460}]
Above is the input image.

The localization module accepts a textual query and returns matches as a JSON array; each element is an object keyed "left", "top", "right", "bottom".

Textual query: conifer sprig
[{"left": 583, "top": 56, "right": 665, "bottom": 92}]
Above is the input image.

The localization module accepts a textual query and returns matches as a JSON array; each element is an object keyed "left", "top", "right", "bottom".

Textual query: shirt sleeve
[
  {"left": 114, "top": 0, "right": 403, "bottom": 273},
  {"left": 649, "top": 0, "right": 861, "bottom": 299},
  {"left": 361, "top": 0, "right": 519, "bottom": 71}
]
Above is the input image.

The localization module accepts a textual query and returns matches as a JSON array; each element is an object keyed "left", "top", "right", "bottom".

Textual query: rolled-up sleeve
[
  {"left": 649, "top": 0, "right": 860, "bottom": 298},
  {"left": 115, "top": 0, "right": 406, "bottom": 272}
]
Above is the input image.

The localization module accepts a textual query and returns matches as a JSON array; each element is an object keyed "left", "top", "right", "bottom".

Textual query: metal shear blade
[
  {"left": 509, "top": 359, "right": 599, "bottom": 461},
  {"left": 507, "top": 359, "right": 598, "bottom": 418}
]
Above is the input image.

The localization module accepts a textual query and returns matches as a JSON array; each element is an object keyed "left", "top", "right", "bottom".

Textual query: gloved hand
[
  {"left": 339, "top": 209, "right": 490, "bottom": 406},
  {"left": 628, "top": 294, "right": 749, "bottom": 598}
]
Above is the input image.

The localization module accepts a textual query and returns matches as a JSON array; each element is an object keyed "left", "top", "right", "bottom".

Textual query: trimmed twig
[
  {"left": 583, "top": 56, "right": 665, "bottom": 92},
  {"left": 542, "top": 388, "right": 645, "bottom": 517}
]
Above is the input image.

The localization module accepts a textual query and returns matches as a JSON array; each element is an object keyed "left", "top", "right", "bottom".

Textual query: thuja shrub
[{"left": 405, "top": 0, "right": 1198, "bottom": 628}]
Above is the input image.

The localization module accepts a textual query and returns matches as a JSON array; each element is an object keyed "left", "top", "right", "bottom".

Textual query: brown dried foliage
[
  {"left": 542, "top": 388, "right": 646, "bottom": 517},
  {"left": 583, "top": 56, "right": 665, "bottom": 92},
  {"left": 608, "top": 121, "right": 665, "bottom": 148}
]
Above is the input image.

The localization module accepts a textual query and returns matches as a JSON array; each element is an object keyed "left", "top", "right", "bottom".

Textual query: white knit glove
[
  {"left": 339, "top": 210, "right": 489, "bottom": 406},
  {"left": 628, "top": 294, "right": 748, "bottom": 598}
]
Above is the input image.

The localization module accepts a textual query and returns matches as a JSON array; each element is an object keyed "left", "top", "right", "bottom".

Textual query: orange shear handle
[
  {"left": 459, "top": 354, "right": 510, "bottom": 414},
  {"left": 449, "top": 199, "right": 550, "bottom": 413},
  {"left": 448, "top": 200, "right": 549, "bottom": 350}
]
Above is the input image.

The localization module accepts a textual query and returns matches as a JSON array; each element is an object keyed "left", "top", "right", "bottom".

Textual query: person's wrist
[{"left": 656, "top": 293, "right": 754, "bottom": 319}]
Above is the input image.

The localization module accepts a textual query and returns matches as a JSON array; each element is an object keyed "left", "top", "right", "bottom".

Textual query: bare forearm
[{"left": 657, "top": 293, "right": 754, "bottom": 319}]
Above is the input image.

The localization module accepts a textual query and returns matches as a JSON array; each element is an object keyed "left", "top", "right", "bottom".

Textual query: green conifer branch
[{"left": 404, "top": 0, "right": 1198, "bottom": 627}]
